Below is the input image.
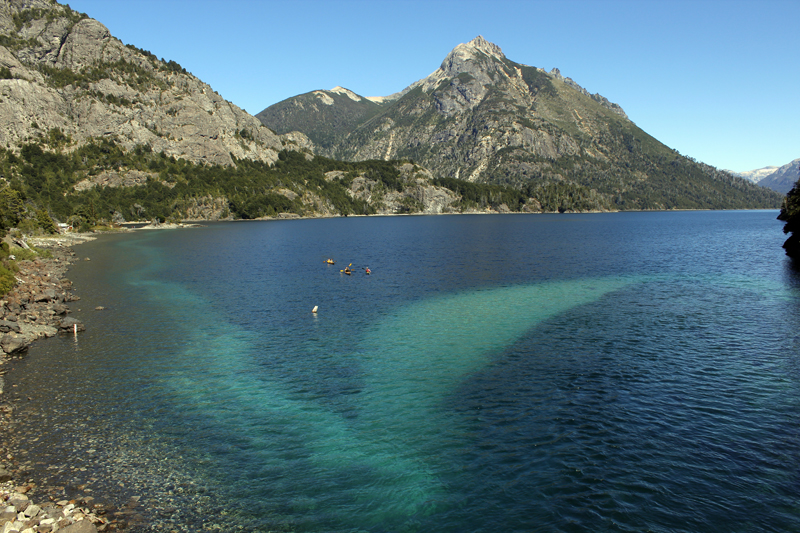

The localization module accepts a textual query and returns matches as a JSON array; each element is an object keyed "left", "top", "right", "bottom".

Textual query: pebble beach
[
  {"left": 0, "top": 231, "right": 233, "bottom": 533},
  {"left": 0, "top": 234, "right": 126, "bottom": 533}
]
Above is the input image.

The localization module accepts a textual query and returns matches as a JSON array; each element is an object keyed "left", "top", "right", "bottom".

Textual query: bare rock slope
[{"left": 0, "top": 0, "right": 308, "bottom": 166}]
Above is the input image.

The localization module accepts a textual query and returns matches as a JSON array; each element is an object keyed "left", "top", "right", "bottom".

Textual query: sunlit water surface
[{"left": 8, "top": 211, "right": 800, "bottom": 532}]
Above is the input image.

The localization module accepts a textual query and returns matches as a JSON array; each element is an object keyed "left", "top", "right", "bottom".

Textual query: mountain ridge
[
  {"left": 728, "top": 159, "right": 800, "bottom": 194},
  {"left": 758, "top": 158, "right": 800, "bottom": 194},
  {"left": 258, "top": 36, "right": 781, "bottom": 211},
  {"left": 0, "top": 7, "right": 783, "bottom": 235},
  {"left": 0, "top": 0, "right": 310, "bottom": 167}
]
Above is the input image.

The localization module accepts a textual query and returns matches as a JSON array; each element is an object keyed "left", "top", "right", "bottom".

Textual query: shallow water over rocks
[{"left": 5, "top": 211, "right": 800, "bottom": 532}]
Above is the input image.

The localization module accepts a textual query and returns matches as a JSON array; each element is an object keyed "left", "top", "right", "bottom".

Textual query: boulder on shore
[
  {"left": 0, "top": 320, "right": 21, "bottom": 333},
  {"left": 0, "top": 334, "right": 28, "bottom": 354},
  {"left": 58, "top": 317, "right": 85, "bottom": 333}
]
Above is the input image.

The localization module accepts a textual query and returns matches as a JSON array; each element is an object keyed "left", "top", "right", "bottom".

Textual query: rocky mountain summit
[
  {"left": 256, "top": 85, "right": 386, "bottom": 156},
  {"left": 726, "top": 159, "right": 799, "bottom": 194},
  {"left": 0, "top": 0, "right": 308, "bottom": 167},
  {"left": 0, "top": 5, "right": 782, "bottom": 220},
  {"left": 755, "top": 158, "right": 799, "bottom": 194},
  {"left": 729, "top": 165, "right": 779, "bottom": 184},
  {"left": 260, "top": 36, "right": 781, "bottom": 210}
]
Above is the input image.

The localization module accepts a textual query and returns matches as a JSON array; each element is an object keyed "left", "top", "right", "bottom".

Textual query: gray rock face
[
  {"left": 0, "top": 333, "right": 28, "bottom": 354},
  {"left": 182, "top": 195, "right": 231, "bottom": 220},
  {"left": 757, "top": 158, "right": 800, "bottom": 194},
  {"left": 343, "top": 163, "right": 459, "bottom": 215},
  {"left": 260, "top": 36, "right": 632, "bottom": 186},
  {"left": 0, "top": 320, "right": 21, "bottom": 333},
  {"left": 0, "top": 2, "right": 309, "bottom": 167},
  {"left": 58, "top": 316, "right": 84, "bottom": 332},
  {"left": 73, "top": 169, "right": 156, "bottom": 192}
]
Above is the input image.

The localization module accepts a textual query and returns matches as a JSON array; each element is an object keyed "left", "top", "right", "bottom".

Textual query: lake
[{"left": 7, "top": 210, "right": 800, "bottom": 532}]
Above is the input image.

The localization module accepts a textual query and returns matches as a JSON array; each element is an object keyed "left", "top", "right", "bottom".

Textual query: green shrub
[
  {"left": 12, "top": 247, "right": 39, "bottom": 261},
  {"left": 36, "top": 209, "right": 58, "bottom": 234},
  {"left": 0, "top": 264, "right": 16, "bottom": 295}
]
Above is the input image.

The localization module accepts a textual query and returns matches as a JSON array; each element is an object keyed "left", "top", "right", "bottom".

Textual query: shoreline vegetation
[
  {"left": 0, "top": 140, "right": 783, "bottom": 235},
  {"left": 778, "top": 168, "right": 800, "bottom": 258}
]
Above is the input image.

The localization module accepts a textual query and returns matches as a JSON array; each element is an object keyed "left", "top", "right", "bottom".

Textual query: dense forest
[
  {"left": 778, "top": 163, "right": 800, "bottom": 258},
  {"left": 0, "top": 131, "right": 535, "bottom": 234},
  {"left": 0, "top": 130, "right": 785, "bottom": 243}
]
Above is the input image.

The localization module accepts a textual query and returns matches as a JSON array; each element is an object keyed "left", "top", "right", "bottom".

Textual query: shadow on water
[{"left": 783, "top": 255, "right": 800, "bottom": 288}]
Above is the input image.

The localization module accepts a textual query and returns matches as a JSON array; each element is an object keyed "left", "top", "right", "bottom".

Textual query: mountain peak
[
  {"left": 329, "top": 86, "right": 362, "bottom": 102},
  {"left": 410, "top": 36, "right": 507, "bottom": 95},
  {"left": 457, "top": 36, "right": 505, "bottom": 61},
  {"left": 443, "top": 35, "right": 505, "bottom": 70}
]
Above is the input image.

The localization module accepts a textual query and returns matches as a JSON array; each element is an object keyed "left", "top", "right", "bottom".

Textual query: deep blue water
[{"left": 9, "top": 211, "right": 800, "bottom": 532}]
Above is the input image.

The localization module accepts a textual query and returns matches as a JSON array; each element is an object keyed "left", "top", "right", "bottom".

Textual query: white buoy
[
  {"left": 312, "top": 306, "right": 318, "bottom": 313},
  {"left": 73, "top": 323, "right": 77, "bottom": 335}
]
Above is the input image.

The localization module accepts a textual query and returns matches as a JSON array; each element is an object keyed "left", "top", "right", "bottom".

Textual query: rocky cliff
[
  {"left": 0, "top": 0, "right": 309, "bottom": 167},
  {"left": 259, "top": 36, "right": 782, "bottom": 211}
]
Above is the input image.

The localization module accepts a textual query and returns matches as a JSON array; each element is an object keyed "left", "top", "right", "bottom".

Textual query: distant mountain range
[
  {"left": 728, "top": 159, "right": 799, "bottom": 194},
  {"left": 258, "top": 36, "right": 782, "bottom": 211},
  {"left": 0, "top": 4, "right": 783, "bottom": 228}
]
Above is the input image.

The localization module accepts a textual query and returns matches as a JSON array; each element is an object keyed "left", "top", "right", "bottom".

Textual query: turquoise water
[{"left": 9, "top": 211, "right": 800, "bottom": 532}]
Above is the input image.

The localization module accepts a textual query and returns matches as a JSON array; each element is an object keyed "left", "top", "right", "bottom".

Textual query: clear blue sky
[{"left": 65, "top": 0, "right": 798, "bottom": 173}]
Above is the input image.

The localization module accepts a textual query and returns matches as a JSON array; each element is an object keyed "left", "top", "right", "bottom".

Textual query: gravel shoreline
[
  {"left": 0, "top": 232, "right": 240, "bottom": 533},
  {"left": 0, "top": 234, "right": 127, "bottom": 533}
]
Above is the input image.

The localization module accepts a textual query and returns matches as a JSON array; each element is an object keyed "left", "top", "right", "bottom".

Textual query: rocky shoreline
[{"left": 0, "top": 234, "right": 128, "bottom": 533}]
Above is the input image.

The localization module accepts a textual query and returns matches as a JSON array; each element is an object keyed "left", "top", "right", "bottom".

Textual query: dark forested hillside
[{"left": 778, "top": 165, "right": 800, "bottom": 258}]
